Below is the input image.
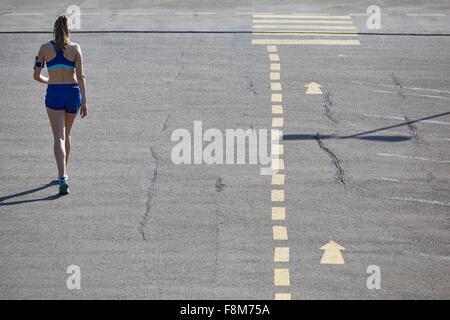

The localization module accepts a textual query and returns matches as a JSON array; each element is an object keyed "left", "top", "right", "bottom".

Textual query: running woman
[{"left": 33, "top": 15, "right": 88, "bottom": 195}]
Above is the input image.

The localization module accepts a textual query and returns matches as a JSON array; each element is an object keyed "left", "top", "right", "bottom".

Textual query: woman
[{"left": 33, "top": 15, "right": 88, "bottom": 195}]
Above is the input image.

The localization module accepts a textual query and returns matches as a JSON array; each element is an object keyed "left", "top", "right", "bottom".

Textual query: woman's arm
[
  {"left": 75, "top": 44, "right": 88, "bottom": 118},
  {"left": 33, "top": 45, "right": 48, "bottom": 84}
]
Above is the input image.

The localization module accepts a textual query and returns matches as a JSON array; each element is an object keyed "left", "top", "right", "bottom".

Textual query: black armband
[{"left": 34, "top": 56, "right": 45, "bottom": 69}]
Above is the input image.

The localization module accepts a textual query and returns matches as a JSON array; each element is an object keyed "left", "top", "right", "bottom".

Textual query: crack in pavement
[
  {"left": 162, "top": 114, "right": 171, "bottom": 132},
  {"left": 405, "top": 116, "right": 423, "bottom": 144},
  {"left": 323, "top": 92, "right": 338, "bottom": 123},
  {"left": 314, "top": 133, "right": 346, "bottom": 184},
  {"left": 139, "top": 146, "right": 160, "bottom": 241},
  {"left": 247, "top": 79, "right": 258, "bottom": 95},
  {"left": 215, "top": 177, "right": 225, "bottom": 192},
  {"left": 391, "top": 72, "right": 406, "bottom": 98}
]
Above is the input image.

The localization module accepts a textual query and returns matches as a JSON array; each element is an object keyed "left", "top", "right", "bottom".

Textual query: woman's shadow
[{"left": 0, "top": 180, "right": 63, "bottom": 206}]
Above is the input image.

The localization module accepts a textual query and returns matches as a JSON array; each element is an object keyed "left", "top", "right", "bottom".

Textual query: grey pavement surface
[{"left": 0, "top": 0, "right": 449, "bottom": 299}]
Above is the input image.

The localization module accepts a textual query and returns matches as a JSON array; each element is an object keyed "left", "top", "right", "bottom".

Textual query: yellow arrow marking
[
  {"left": 320, "top": 241, "right": 345, "bottom": 264},
  {"left": 305, "top": 82, "right": 323, "bottom": 94}
]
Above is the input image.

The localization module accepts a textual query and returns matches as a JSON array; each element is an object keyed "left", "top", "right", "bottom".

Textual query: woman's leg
[
  {"left": 64, "top": 112, "right": 77, "bottom": 168},
  {"left": 46, "top": 107, "right": 66, "bottom": 178}
]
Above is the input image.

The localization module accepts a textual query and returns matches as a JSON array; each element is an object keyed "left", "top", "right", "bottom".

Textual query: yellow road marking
[
  {"left": 271, "top": 93, "right": 282, "bottom": 102},
  {"left": 271, "top": 174, "right": 285, "bottom": 185},
  {"left": 270, "top": 63, "right": 281, "bottom": 71},
  {"left": 271, "top": 83, "right": 282, "bottom": 91},
  {"left": 253, "top": 39, "right": 361, "bottom": 45},
  {"left": 320, "top": 241, "right": 345, "bottom": 264},
  {"left": 271, "top": 129, "right": 283, "bottom": 140},
  {"left": 274, "top": 269, "right": 290, "bottom": 286},
  {"left": 272, "top": 117, "right": 284, "bottom": 127},
  {"left": 267, "top": 45, "right": 278, "bottom": 52},
  {"left": 275, "top": 293, "right": 292, "bottom": 300},
  {"left": 270, "top": 72, "right": 281, "bottom": 80},
  {"left": 271, "top": 190, "right": 285, "bottom": 201},
  {"left": 272, "top": 207, "right": 286, "bottom": 220},
  {"left": 273, "top": 226, "right": 288, "bottom": 240},
  {"left": 274, "top": 247, "right": 290, "bottom": 262},
  {"left": 272, "top": 159, "right": 285, "bottom": 170},
  {"left": 269, "top": 53, "right": 280, "bottom": 61},
  {"left": 271, "top": 144, "right": 284, "bottom": 155},
  {"left": 253, "top": 19, "right": 354, "bottom": 24},
  {"left": 253, "top": 25, "right": 357, "bottom": 30},
  {"left": 305, "top": 82, "right": 323, "bottom": 94},
  {"left": 253, "top": 32, "right": 358, "bottom": 36},
  {"left": 254, "top": 14, "right": 351, "bottom": 19},
  {"left": 272, "top": 105, "right": 283, "bottom": 114}
]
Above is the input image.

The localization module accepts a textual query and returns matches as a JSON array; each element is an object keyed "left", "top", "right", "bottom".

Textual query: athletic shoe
[{"left": 59, "top": 177, "right": 70, "bottom": 195}]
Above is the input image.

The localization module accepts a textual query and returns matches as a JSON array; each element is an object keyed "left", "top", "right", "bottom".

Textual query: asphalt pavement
[{"left": 0, "top": 0, "right": 449, "bottom": 299}]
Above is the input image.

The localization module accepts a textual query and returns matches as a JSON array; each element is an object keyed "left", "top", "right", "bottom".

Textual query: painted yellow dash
[
  {"left": 272, "top": 117, "right": 284, "bottom": 127},
  {"left": 274, "top": 268, "right": 290, "bottom": 286},
  {"left": 272, "top": 105, "right": 283, "bottom": 114},
  {"left": 253, "top": 14, "right": 351, "bottom": 19},
  {"left": 270, "top": 72, "right": 280, "bottom": 80},
  {"left": 269, "top": 53, "right": 280, "bottom": 61},
  {"left": 270, "top": 63, "right": 281, "bottom": 71},
  {"left": 271, "top": 190, "right": 285, "bottom": 202},
  {"left": 272, "top": 158, "right": 285, "bottom": 170},
  {"left": 253, "top": 39, "right": 361, "bottom": 46},
  {"left": 271, "top": 93, "right": 282, "bottom": 102},
  {"left": 253, "top": 19, "right": 354, "bottom": 24},
  {"left": 273, "top": 226, "right": 288, "bottom": 240},
  {"left": 271, "top": 129, "right": 283, "bottom": 141},
  {"left": 271, "top": 82, "right": 282, "bottom": 91},
  {"left": 271, "top": 143, "right": 284, "bottom": 155},
  {"left": 275, "top": 293, "right": 292, "bottom": 300},
  {"left": 272, "top": 207, "right": 286, "bottom": 220},
  {"left": 271, "top": 174, "right": 285, "bottom": 185},
  {"left": 267, "top": 45, "right": 278, "bottom": 52},
  {"left": 274, "top": 247, "right": 290, "bottom": 262}
]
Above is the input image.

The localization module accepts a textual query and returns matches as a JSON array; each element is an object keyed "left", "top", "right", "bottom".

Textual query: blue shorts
[{"left": 45, "top": 83, "right": 82, "bottom": 113}]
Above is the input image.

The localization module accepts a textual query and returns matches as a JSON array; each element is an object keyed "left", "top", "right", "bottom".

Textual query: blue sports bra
[{"left": 46, "top": 40, "right": 76, "bottom": 71}]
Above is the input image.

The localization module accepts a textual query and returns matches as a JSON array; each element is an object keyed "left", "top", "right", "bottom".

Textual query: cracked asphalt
[{"left": 0, "top": 0, "right": 449, "bottom": 299}]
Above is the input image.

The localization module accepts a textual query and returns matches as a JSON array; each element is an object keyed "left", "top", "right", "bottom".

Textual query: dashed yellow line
[
  {"left": 271, "top": 93, "right": 282, "bottom": 102},
  {"left": 272, "top": 207, "right": 286, "bottom": 220},
  {"left": 270, "top": 82, "right": 282, "bottom": 91},
  {"left": 275, "top": 293, "right": 292, "bottom": 300},
  {"left": 273, "top": 226, "right": 288, "bottom": 240},
  {"left": 271, "top": 174, "right": 285, "bottom": 185},
  {"left": 274, "top": 269, "right": 290, "bottom": 286},
  {"left": 271, "top": 190, "right": 285, "bottom": 201},
  {"left": 274, "top": 247, "right": 290, "bottom": 262}
]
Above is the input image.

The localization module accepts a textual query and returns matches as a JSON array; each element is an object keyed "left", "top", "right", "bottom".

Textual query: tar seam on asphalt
[
  {"left": 405, "top": 116, "right": 423, "bottom": 144},
  {"left": 323, "top": 92, "right": 338, "bottom": 123},
  {"left": 162, "top": 114, "right": 171, "bottom": 132},
  {"left": 215, "top": 177, "right": 225, "bottom": 192},
  {"left": 314, "top": 133, "right": 346, "bottom": 184},
  {"left": 247, "top": 79, "right": 258, "bottom": 95},
  {"left": 391, "top": 72, "right": 406, "bottom": 98},
  {"left": 139, "top": 146, "right": 160, "bottom": 241}
]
